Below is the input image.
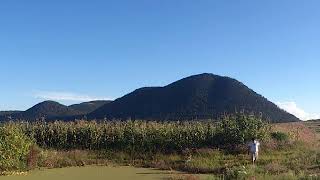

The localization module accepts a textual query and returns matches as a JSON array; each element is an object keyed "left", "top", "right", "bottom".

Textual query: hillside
[
  {"left": 305, "top": 119, "right": 320, "bottom": 134},
  {"left": 69, "top": 100, "right": 111, "bottom": 114},
  {"left": 0, "top": 74, "right": 300, "bottom": 122},
  {"left": 0, "top": 111, "right": 23, "bottom": 120},
  {"left": 0, "top": 111, "right": 22, "bottom": 116},
  {"left": 0, "top": 100, "right": 110, "bottom": 121},
  {"left": 89, "top": 73, "right": 299, "bottom": 122},
  {"left": 17, "top": 101, "right": 82, "bottom": 120}
]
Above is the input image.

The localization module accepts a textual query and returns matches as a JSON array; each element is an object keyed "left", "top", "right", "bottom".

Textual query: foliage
[
  {"left": 0, "top": 114, "right": 267, "bottom": 156},
  {"left": 0, "top": 123, "right": 33, "bottom": 172},
  {"left": 16, "top": 114, "right": 269, "bottom": 152},
  {"left": 224, "top": 165, "right": 252, "bottom": 180},
  {"left": 271, "top": 131, "right": 289, "bottom": 142},
  {"left": 217, "top": 113, "right": 270, "bottom": 145},
  {"left": 21, "top": 120, "right": 218, "bottom": 152},
  {"left": 0, "top": 120, "right": 318, "bottom": 179},
  {"left": 0, "top": 116, "right": 318, "bottom": 178}
]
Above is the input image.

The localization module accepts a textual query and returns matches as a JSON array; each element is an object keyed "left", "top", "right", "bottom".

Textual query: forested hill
[
  {"left": 0, "top": 100, "right": 110, "bottom": 121},
  {"left": 0, "top": 74, "right": 299, "bottom": 122},
  {"left": 89, "top": 73, "right": 299, "bottom": 122},
  {"left": 68, "top": 100, "right": 111, "bottom": 114}
]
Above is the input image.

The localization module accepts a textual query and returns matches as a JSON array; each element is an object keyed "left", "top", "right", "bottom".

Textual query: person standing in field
[{"left": 248, "top": 138, "right": 260, "bottom": 165}]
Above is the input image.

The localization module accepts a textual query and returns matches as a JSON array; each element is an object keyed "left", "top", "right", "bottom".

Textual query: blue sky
[{"left": 1, "top": 0, "right": 320, "bottom": 120}]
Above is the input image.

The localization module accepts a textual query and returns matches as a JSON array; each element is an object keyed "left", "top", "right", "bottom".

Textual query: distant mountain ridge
[
  {"left": 89, "top": 73, "right": 299, "bottom": 122},
  {"left": 0, "top": 100, "right": 110, "bottom": 121},
  {"left": 69, "top": 100, "right": 111, "bottom": 114},
  {"left": 0, "top": 111, "right": 22, "bottom": 116},
  {"left": 0, "top": 73, "right": 299, "bottom": 122},
  {"left": 22, "top": 101, "right": 82, "bottom": 119}
]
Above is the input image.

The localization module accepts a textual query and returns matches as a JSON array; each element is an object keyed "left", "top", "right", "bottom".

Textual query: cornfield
[
  {"left": 16, "top": 120, "right": 218, "bottom": 152},
  {"left": 3, "top": 114, "right": 268, "bottom": 153}
]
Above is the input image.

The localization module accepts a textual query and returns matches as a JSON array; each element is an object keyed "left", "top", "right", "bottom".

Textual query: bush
[
  {"left": 0, "top": 124, "right": 33, "bottom": 172},
  {"left": 271, "top": 132, "right": 289, "bottom": 142},
  {"left": 224, "top": 166, "right": 251, "bottom": 180},
  {"left": 217, "top": 113, "right": 270, "bottom": 145}
]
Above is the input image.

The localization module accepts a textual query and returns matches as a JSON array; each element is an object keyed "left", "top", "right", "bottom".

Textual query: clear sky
[{"left": 1, "top": 0, "right": 319, "bottom": 120}]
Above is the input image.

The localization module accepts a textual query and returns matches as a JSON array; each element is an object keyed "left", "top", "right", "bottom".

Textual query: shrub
[
  {"left": 271, "top": 131, "right": 289, "bottom": 142},
  {"left": 0, "top": 124, "right": 33, "bottom": 172},
  {"left": 224, "top": 166, "right": 251, "bottom": 180}
]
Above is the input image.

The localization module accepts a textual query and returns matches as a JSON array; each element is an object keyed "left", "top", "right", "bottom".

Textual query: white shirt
[{"left": 248, "top": 140, "right": 260, "bottom": 153}]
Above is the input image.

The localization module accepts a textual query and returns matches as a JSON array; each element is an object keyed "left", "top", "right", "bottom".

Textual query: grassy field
[{"left": 304, "top": 120, "right": 320, "bottom": 136}]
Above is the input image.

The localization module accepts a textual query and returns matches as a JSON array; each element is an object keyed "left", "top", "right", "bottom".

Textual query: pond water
[{"left": 0, "top": 166, "right": 207, "bottom": 180}]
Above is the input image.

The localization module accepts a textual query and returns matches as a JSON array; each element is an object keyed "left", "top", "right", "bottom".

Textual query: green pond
[{"left": 0, "top": 166, "right": 208, "bottom": 180}]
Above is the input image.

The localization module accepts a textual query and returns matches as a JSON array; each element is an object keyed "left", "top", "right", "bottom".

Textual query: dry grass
[
  {"left": 272, "top": 122, "right": 318, "bottom": 144},
  {"left": 35, "top": 150, "right": 110, "bottom": 168}
]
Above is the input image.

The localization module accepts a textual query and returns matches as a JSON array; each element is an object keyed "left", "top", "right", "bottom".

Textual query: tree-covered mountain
[
  {"left": 0, "top": 111, "right": 23, "bottom": 121},
  {"left": 89, "top": 73, "right": 299, "bottom": 122},
  {"left": 0, "top": 100, "right": 111, "bottom": 121},
  {"left": 0, "top": 73, "right": 299, "bottom": 122},
  {"left": 13, "top": 101, "right": 82, "bottom": 120},
  {"left": 0, "top": 111, "right": 22, "bottom": 116},
  {"left": 69, "top": 100, "right": 111, "bottom": 114}
]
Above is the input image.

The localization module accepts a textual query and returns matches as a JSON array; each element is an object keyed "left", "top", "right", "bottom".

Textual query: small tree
[{"left": 217, "top": 113, "right": 270, "bottom": 145}]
